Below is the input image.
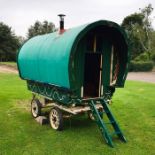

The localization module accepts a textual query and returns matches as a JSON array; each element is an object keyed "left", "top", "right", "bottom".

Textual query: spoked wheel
[
  {"left": 49, "top": 107, "right": 63, "bottom": 131},
  {"left": 31, "top": 99, "right": 42, "bottom": 118},
  {"left": 88, "top": 111, "right": 95, "bottom": 121}
]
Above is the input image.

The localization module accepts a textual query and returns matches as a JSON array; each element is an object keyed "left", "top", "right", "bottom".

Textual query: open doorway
[{"left": 83, "top": 53, "right": 102, "bottom": 98}]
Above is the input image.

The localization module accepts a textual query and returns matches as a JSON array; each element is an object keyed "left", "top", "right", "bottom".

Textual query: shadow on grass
[{"left": 63, "top": 114, "right": 95, "bottom": 130}]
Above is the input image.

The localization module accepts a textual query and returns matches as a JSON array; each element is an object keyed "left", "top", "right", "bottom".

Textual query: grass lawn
[{"left": 0, "top": 73, "right": 155, "bottom": 155}]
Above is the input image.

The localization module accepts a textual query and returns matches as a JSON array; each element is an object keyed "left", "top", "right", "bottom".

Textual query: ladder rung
[{"left": 88, "top": 99, "right": 126, "bottom": 147}]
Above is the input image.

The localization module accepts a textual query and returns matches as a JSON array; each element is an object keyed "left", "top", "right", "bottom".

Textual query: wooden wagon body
[{"left": 17, "top": 20, "right": 129, "bottom": 147}]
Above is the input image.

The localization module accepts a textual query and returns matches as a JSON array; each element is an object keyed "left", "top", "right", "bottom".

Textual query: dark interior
[
  {"left": 83, "top": 53, "right": 101, "bottom": 97},
  {"left": 79, "top": 26, "right": 128, "bottom": 98}
]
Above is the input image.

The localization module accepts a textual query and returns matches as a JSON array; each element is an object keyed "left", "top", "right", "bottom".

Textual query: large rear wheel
[
  {"left": 49, "top": 107, "right": 63, "bottom": 131},
  {"left": 31, "top": 99, "right": 42, "bottom": 118}
]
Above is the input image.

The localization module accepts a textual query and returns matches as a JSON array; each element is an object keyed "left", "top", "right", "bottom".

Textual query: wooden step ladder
[{"left": 84, "top": 98, "right": 127, "bottom": 147}]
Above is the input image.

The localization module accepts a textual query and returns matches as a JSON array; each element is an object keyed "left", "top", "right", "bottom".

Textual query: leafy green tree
[
  {"left": 122, "top": 13, "right": 144, "bottom": 59},
  {"left": 27, "top": 20, "right": 56, "bottom": 39},
  {"left": 121, "top": 4, "right": 154, "bottom": 60},
  {"left": 17, "top": 36, "right": 26, "bottom": 46},
  {"left": 0, "top": 22, "right": 20, "bottom": 61},
  {"left": 138, "top": 4, "right": 154, "bottom": 59},
  {"left": 150, "top": 31, "right": 155, "bottom": 62}
]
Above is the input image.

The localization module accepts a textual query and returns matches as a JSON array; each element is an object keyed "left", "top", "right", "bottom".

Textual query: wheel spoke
[
  {"left": 49, "top": 107, "right": 63, "bottom": 131},
  {"left": 31, "top": 99, "right": 41, "bottom": 118},
  {"left": 55, "top": 120, "right": 59, "bottom": 127}
]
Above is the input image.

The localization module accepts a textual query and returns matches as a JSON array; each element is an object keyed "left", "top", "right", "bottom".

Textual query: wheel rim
[
  {"left": 89, "top": 112, "right": 95, "bottom": 120},
  {"left": 31, "top": 101, "right": 38, "bottom": 117},
  {"left": 50, "top": 109, "right": 60, "bottom": 130}
]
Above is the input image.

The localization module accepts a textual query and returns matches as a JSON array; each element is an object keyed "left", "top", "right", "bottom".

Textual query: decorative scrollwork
[{"left": 27, "top": 80, "right": 73, "bottom": 105}]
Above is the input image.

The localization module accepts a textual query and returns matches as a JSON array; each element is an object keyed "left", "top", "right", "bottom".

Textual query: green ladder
[{"left": 87, "top": 98, "right": 126, "bottom": 147}]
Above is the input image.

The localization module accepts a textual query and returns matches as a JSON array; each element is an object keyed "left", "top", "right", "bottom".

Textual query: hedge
[
  {"left": 151, "top": 52, "right": 155, "bottom": 63},
  {"left": 129, "top": 61, "right": 154, "bottom": 72},
  {"left": 134, "top": 52, "right": 149, "bottom": 61}
]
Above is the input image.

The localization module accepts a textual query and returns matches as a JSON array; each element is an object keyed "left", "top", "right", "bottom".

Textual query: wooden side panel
[{"left": 102, "top": 39, "right": 112, "bottom": 86}]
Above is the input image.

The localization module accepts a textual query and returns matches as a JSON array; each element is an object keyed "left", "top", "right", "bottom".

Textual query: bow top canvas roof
[{"left": 17, "top": 20, "right": 129, "bottom": 89}]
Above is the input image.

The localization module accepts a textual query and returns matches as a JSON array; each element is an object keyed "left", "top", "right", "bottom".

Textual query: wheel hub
[{"left": 50, "top": 109, "right": 60, "bottom": 129}]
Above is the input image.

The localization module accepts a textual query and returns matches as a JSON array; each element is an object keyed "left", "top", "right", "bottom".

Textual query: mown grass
[{"left": 0, "top": 73, "right": 155, "bottom": 155}]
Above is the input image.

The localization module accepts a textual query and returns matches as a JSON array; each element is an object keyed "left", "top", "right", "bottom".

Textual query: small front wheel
[
  {"left": 31, "top": 99, "right": 42, "bottom": 118},
  {"left": 88, "top": 111, "right": 95, "bottom": 121},
  {"left": 88, "top": 109, "right": 103, "bottom": 121},
  {"left": 49, "top": 107, "right": 63, "bottom": 131}
]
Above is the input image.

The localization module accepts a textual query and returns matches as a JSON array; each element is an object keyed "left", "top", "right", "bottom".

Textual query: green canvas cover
[{"left": 17, "top": 20, "right": 129, "bottom": 89}]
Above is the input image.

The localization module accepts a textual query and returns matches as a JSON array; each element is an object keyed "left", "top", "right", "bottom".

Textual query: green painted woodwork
[
  {"left": 17, "top": 20, "right": 129, "bottom": 147},
  {"left": 27, "top": 80, "right": 73, "bottom": 105},
  {"left": 102, "top": 38, "right": 112, "bottom": 86},
  {"left": 17, "top": 20, "right": 129, "bottom": 96},
  {"left": 17, "top": 21, "right": 128, "bottom": 89},
  {"left": 87, "top": 98, "right": 126, "bottom": 147},
  {"left": 27, "top": 80, "right": 116, "bottom": 105}
]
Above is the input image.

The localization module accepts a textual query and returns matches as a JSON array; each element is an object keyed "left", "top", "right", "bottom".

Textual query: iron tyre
[
  {"left": 88, "top": 109, "right": 103, "bottom": 121},
  {"left": 31, "top": 99, "right": 42, "bottom": 118},
  {"left": 88, "top": 111, "right": 95, "bottom": 121},
  {"left": 49, "top": 107, "right": 63, "bottom": 131}
]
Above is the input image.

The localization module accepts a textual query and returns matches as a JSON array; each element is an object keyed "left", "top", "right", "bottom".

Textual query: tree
[
  {"left": 139, "top": 4, "right": 154, "bottom": 59},
  {"left": 121, "top": 4, "right": 154, "bottom": 60},
  {"left": 122, "top": 13, "right": 144, "bottom": 59},
  {"left": 27, "top": 20, "right": 56, "bottom": 39},
  {"left": 17, "top": 36, "right": 26, "bottom": 46},
  {"left": 0, "top": 22, "right": 20, "bottom": 61}
]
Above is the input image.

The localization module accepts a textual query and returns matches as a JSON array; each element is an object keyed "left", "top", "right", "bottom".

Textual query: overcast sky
[{"left": 0, "top": 0, "right": 155, "bottom": 37}]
